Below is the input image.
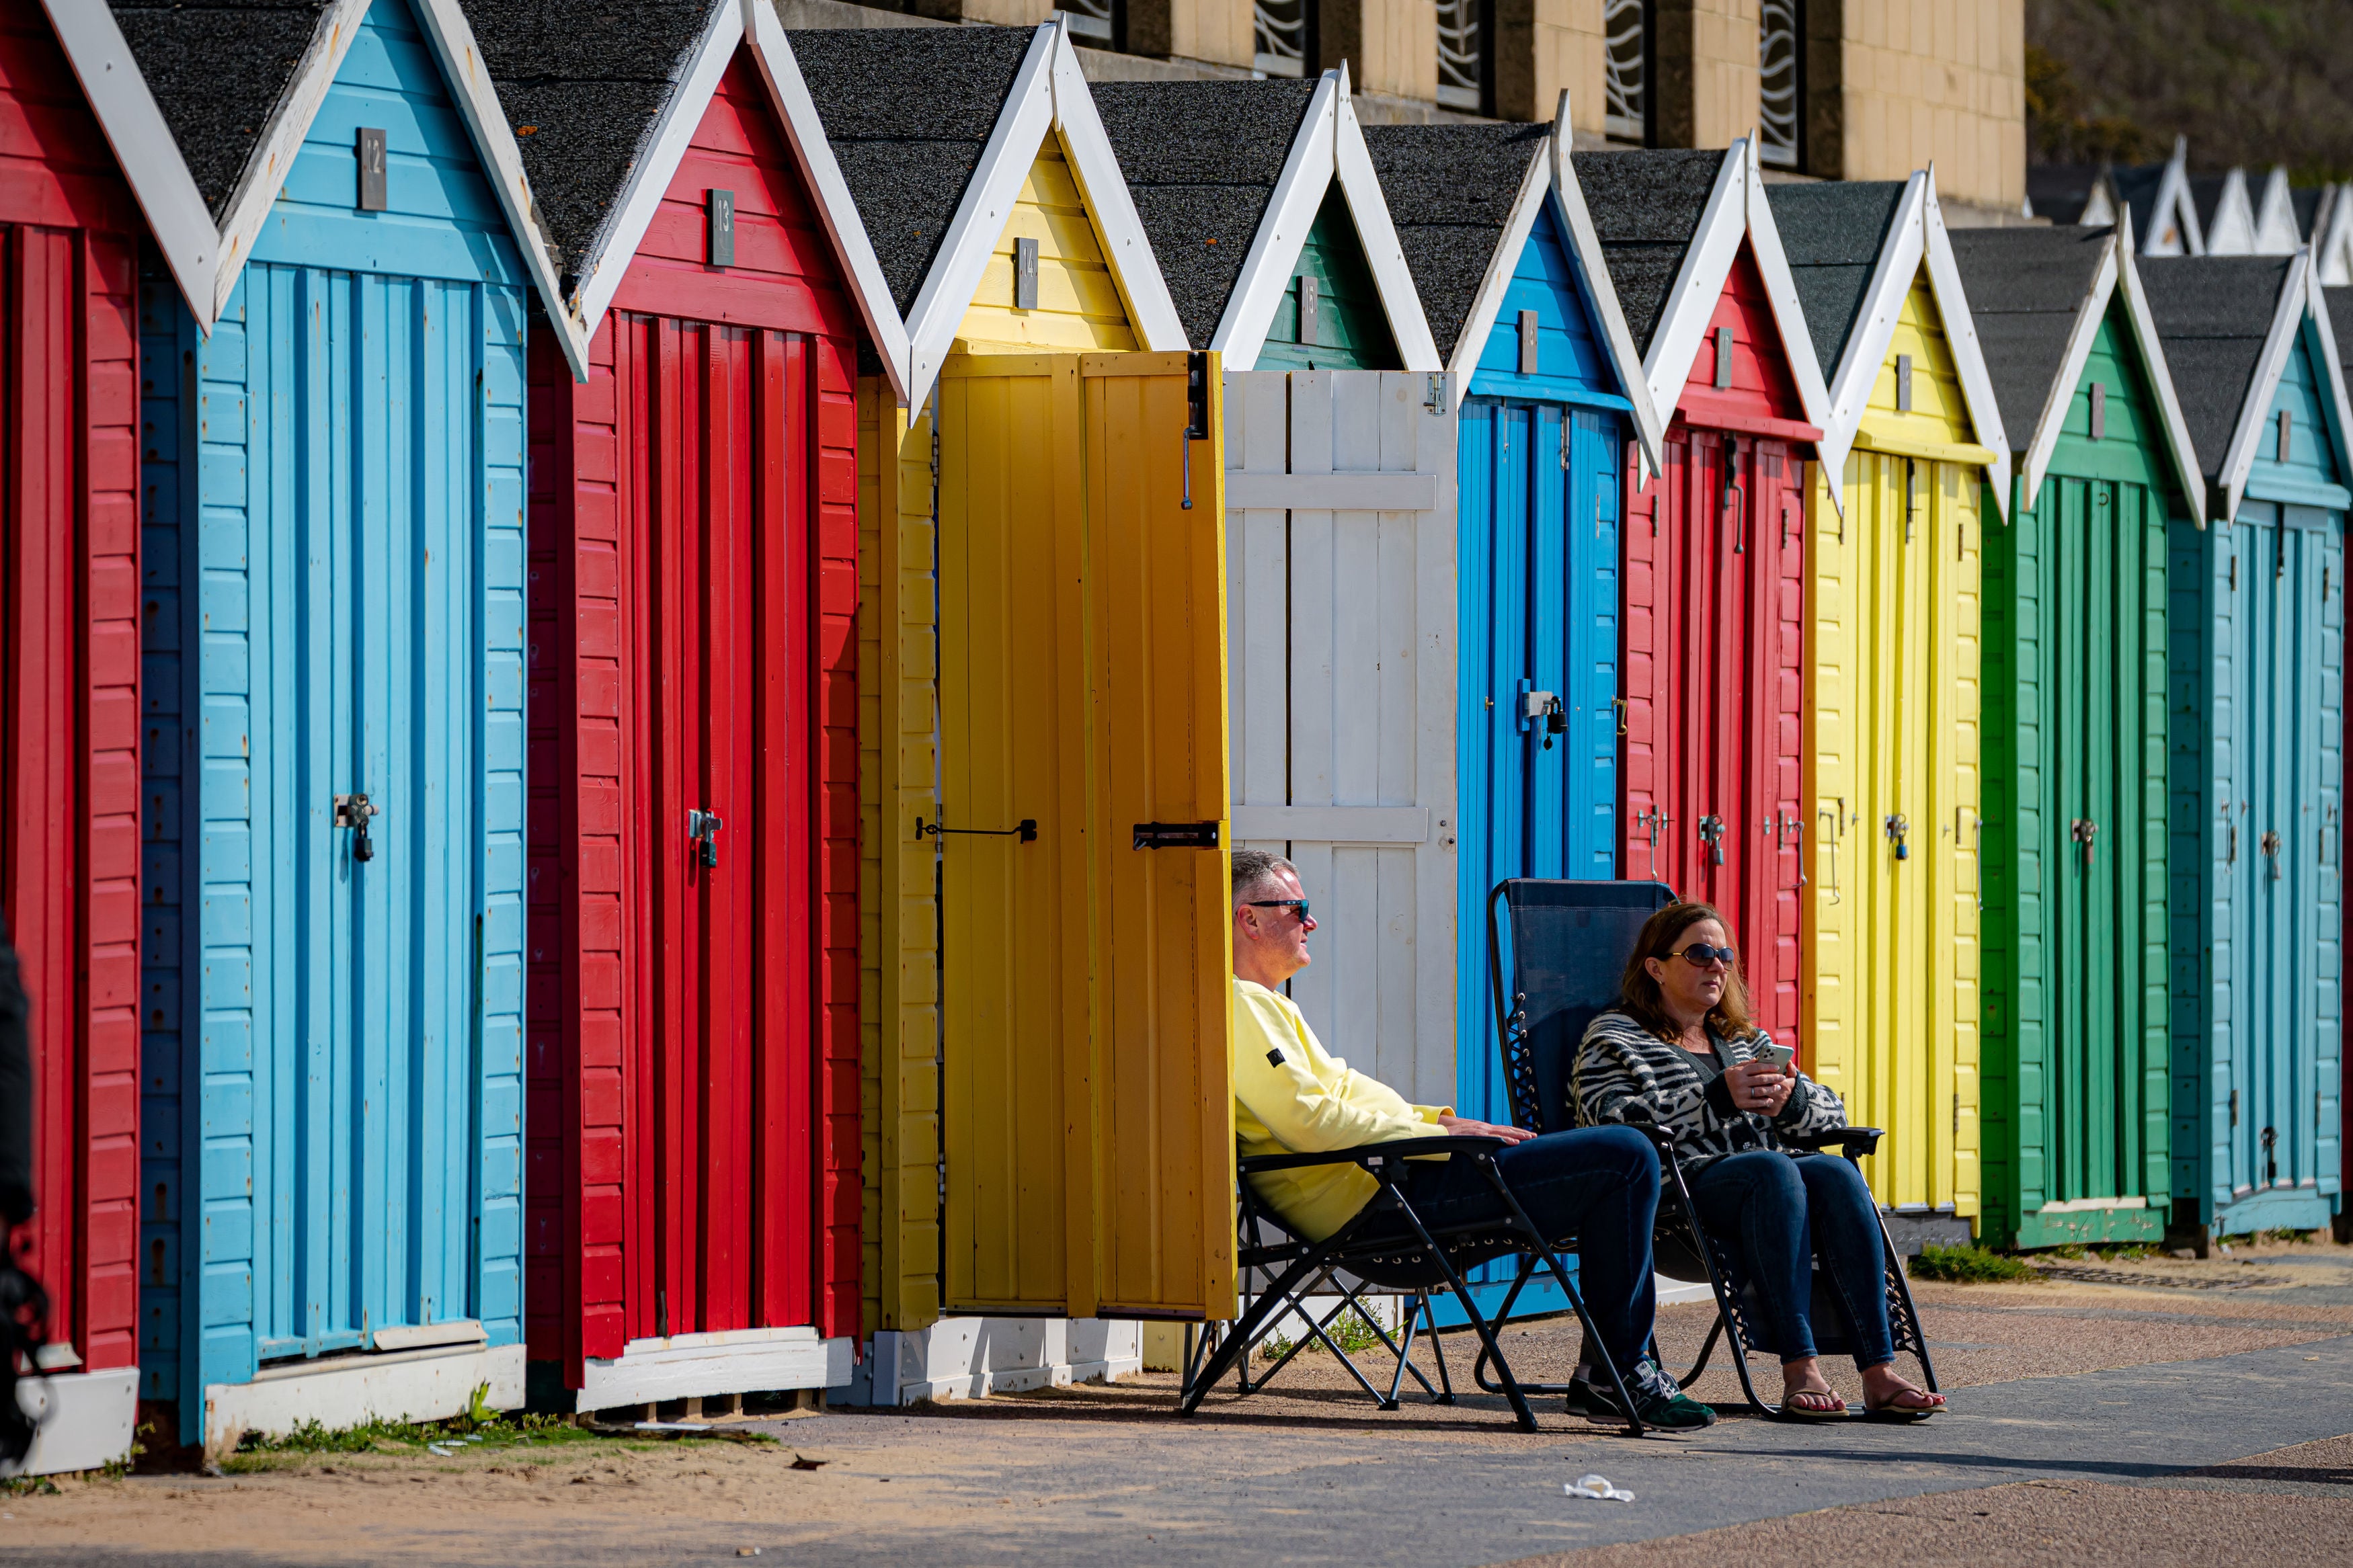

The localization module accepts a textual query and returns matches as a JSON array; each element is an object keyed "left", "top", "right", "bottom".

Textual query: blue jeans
[
  {"left": 1366, "top": 1126, "right": 1661, "bottom": 1376},
  {"left": 1685, "top": 1150, "right": 1895, "bottom": 1368}
]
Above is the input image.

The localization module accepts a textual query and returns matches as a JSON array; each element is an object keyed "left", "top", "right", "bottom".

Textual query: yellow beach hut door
[
  {"left": 934, "top": 351, "right": 1235, "bottom": 1322},
  {"left": 1814, "top": 448, "right": 1981, "bottom": 1214}
]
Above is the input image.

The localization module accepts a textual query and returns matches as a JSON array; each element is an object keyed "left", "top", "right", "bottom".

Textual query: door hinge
[
  {"left": 1133, "top": 821, "right": 1221, "bottom": 850},
  {"left": 1424, "top": 373, "right": 1446, "bottom": 413}
]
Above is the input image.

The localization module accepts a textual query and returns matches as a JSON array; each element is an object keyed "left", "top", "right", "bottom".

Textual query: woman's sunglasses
[{"left": 1670, "top": 943, "right": 1737, "bottom": 969}]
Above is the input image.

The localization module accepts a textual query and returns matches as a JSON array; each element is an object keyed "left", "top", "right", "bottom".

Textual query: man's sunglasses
[
  {"left": 1244, "top": 899, "right": 1311, "bottom": 922},
  {"left": 1671, "top": 943, "right": 1737, "bottom": 968}
]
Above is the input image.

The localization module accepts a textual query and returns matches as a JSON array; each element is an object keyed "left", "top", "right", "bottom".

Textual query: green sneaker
[{"left": 1568, "top": 1359, "right": 1716, "bottom": 1430}]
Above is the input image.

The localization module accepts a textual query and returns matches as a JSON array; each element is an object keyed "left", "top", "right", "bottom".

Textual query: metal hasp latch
[
  {"left": 916, "top": 816, "right": 1037, "bottom": 844},
  {"left": 1697, "top": 814, "right": 1726, "bottom": 866},
  {"left": 334, "top": 794, "right": 381, "bottom": 862},
  {"left": 1884, "top": 812, "right": 1910, "bottom": 862},
  {"left": 2262, "top": 1125, "right": 2280, "bottom": 1186},
  {"left": 1133, "top": 821, "right": 1220, "bottom": 850},
  {"left": 688, "top": 808, "right": 723, "bottom": 868},
  {"left": 2071, "top": 817, "right": 2098, "bottom": 869},
  {"left": 1517, "top": 680, "right": 1565, "bottom": 750},
  {"left": 2260, "top": 827, "right": 2283, "bottom": 879},
  {"left": 1180, "top": 351, "right": 1209, "bottom": 510}
]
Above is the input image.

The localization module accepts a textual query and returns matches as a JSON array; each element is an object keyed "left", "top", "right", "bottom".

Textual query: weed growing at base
[{"left": 1911, "top": 1243, "right": 2034, "bottom": 1283}]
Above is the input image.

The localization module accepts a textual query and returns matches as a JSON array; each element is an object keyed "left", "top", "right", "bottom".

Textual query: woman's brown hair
[{"left": 1616, "top": 901, "right": 1754, "bottom": 1042}]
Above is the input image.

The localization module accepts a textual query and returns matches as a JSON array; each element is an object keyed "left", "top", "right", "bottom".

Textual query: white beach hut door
[{"left": 1225, "top": 370, "right": 1459, "bottom": 1104}]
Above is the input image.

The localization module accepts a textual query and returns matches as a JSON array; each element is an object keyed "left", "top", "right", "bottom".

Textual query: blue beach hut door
[
  {"left": 2217, "top": 503, "right": 2343, "bottom": 1226},
  {"left": 138, "top": 0, "right": 529, "bottom": 1441}
]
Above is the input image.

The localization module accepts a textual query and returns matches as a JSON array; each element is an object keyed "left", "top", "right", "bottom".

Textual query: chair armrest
[
  {"left": 1786, "top": 1125, "right": 1884, "bottom": 1158},
  {"left": 1238, "top": 1134, "right": 1505, "bottom": 1176}
]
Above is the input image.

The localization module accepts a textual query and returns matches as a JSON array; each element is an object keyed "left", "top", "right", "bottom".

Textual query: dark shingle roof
[
  {"left": 1764, "top": 181, "right": 1904, "bottom": 378},
  {"left": 2139, "top": 255, "right": 2290, "bottom": 479},
  {"left": 2330, "top": 288, "right": 2353, "bottom": 390},
  {"left": 108, "top": 1, "right": 331, "bottom": 221},
  {"left": 1359, "top": 121, "right": 1544, "bottom": 362},
  {"left": 788, "top": 27, "right": 1033, "bottom": 318},
  {"left": 2294, "top": 185, "right": 2326, "bottom": 241},
  {"left": 2189, "top": 173, "right": 2230, "bottom": 237},
  {"left": 2110, "top": 161, "right": 2173, "bottom": 246},
  {"left": 1945, "top": 224, "right": 2114, "bottom": 450},
  {"left": 1092, "top": 80, "right": 1316, "bottom": 349},
  {"left": 464, "top": 0, "right": 727, "bottom": 286},
  {"left": 2028, "top": 163, "right": 2104, "bottom": 225},
  {"left": 1570, "top": 149, "right": 1726, "bottom": 355}
]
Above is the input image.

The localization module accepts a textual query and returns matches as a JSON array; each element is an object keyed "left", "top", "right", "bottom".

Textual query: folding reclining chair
[
  {"left": 1176, "top": 1136, "right": 1649, "bottom": 1434},
  {"left": 1482, "top": 877, "right": 1939, "bottom": 1419}
]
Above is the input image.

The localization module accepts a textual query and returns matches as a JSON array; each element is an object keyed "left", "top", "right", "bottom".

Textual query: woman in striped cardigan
[{"left": 1572, "top": 901, "right": 1944, "bottom": 1420}]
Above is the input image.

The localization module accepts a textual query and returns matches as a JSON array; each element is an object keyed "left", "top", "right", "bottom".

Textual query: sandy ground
[
  {"left": 1504, "top": 1432, "right": 2353, "bottom": 1568},
  {"left": 2, "top": 1241, "right": 2350, "bottom": 1565}
]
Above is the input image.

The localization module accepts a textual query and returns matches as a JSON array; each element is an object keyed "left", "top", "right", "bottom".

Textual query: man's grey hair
[{"left": 1230, "top": 848, "right": 1297, "bottom": 908}]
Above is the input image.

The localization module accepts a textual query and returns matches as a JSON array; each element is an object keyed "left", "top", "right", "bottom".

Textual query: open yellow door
[{"left": 936, "top": 350, "right": 1234, "bottom": 1321}]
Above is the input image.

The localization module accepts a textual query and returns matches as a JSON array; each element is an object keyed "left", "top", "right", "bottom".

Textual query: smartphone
[{"left": 1751, "top": 1040, "right": 1794, "bottom": 1072}]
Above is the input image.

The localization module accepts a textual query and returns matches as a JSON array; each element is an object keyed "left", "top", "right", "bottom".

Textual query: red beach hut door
[
  {"left": 1624, "top": 426, "right": 1807, "bottom": 1043},
  {"left": 619, "top": 318, "right": 816, "bottom": 1342}
]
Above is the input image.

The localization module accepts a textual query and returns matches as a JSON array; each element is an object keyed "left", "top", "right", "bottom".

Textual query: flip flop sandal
[
  {"left": 1775, "top": 1389, "right": 1848, "bottom": 1422},
  {"left": 1862, "top": 1391, "right": 1942, "bottom": 1422}
]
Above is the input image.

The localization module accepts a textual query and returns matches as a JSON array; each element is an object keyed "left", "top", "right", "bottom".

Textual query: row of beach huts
[{"left": 1, "top": 0, "right": 2342, "bottom": 1471}]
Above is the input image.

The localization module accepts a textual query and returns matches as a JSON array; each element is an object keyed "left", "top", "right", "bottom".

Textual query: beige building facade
[{"left": 810, "top": 0, "right": 2024, "bottom": 212}]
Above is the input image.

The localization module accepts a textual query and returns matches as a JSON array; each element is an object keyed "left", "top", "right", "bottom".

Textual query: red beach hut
[
  {"left": 1572, "top": 138, "right": 1832, "bottom": 1046},
  {"left": 0, "top": 0, "right": 214, "bottom": 1471},
  {"left": 468, "top": 0, "right": 904, "bottom": 1410}
]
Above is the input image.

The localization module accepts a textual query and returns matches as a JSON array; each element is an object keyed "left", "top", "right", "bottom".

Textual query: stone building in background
[{"left": 795, "top": 0, "right": 2026, "bottom": 217}]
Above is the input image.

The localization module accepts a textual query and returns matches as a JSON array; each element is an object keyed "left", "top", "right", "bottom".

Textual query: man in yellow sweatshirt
[{"left": 1230, "top": 848, "right": 1713, "bottom": 1428}]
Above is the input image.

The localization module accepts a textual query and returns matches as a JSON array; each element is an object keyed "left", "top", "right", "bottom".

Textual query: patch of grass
[
  {"left": 1259, "top": 1311, "right": 1392, "bottom": 1361},
  {"left": 1909, "top": 1243, "right": 2036, "bottom": 1283},
  {"left": 0, "top": 1477, "right": 60, "bottom": 1497}
]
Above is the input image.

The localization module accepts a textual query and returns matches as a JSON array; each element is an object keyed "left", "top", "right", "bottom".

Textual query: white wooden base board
[
  {"left": 204, "top": 1342, "right": 526, "bottom": 1443},
  {"left": 569, "top": 1327, "right": 850, "bottom": 1413},
  {"left": 0, "top": 1367, "right": 138, "bottom": 1476},
  {"left": 832, "top": 1318, "right": 1143, "bottom": 1407}
]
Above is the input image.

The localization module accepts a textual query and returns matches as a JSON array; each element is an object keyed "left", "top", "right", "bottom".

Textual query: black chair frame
[
  {"left": 1177, "top": 1136, "right": 1648, "bottom": 1434},
  {"left": 1483, "top": 876, "right": 1940, "bottom": 1419}
]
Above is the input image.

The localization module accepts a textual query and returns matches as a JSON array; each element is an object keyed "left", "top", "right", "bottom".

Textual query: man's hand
[
  {"left": 1435, "top": 1114, "right": 1536, "bottom": 1145},
  {"left": 1726, "top": 1059, "right": 1795, "bottom": 1115}
]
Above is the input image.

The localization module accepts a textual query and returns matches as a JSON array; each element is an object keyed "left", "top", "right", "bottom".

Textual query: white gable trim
[
  {"left": 2301, "top": 263, "right": 2353, "bottom": 493},
  {"left": 2020, "top": 232, "right": 2118, "bottom": 500},
  {"left": 413, "top": 0, "right": 586, "bottom": 380},
  {"left": 1739, "top": 137, "right": 1834, "bottom": 456},
  {"left": 1046, "top": 28, "right": 1185, "bottom": 357},
  {"left": 900, "top": 19, "right": 1185, "bottom": 408},
  {"left": 746, "top": 0, "right": 912, "bottom": 403},
  {"left": 2252, "top": 167, "right": 2303, "bottom": 255},
  {"left": 1330, "top": 79, "right": 1440, "bottom": 372},
  {"left": 2113, "top": 212, "right": 2210, "bottom": 525},
  {"left": 1209, "top": 71, "right": 1338, "bottom": 368},
  {"left": 212, "top": 0, "right": 371, "bottom": 320},
  {"left": 1814, "top": 172, "right": 1926, "bottom": 485},
  {"left": 559, "top": 2, "right": 743, "bottom": 357},
  {"left": 2081, "top": 180, "right": 2116, "bottom": 227},
  {"left": 40, "top": 0, "right": 218, "bottom": 325},
  {"left": 1439, "top": 131, "right": 1545, "bottom": 396},
  {"left": 2214, "top": 251, "right": 2315, "bottom": 520},
  {"left": 1208, "top": 67, "right": 1438, "bottom": 374},
  {"left": 2142, "top": 137, "right": 2203, "bottom": 257},
  {"left": 2203, "top": 168, "right": 2258, "bottom": 256},
  {"left": 2318, "top": 187, "right": 2353, "bottom": 288},
  {"left": 1638, "top": 143, "right": 1745, "bottom": 421},
  {"left": 1921, "top": 169, "right": 2013, "bottom": 519},
  {"left": 1550, "top": 101, "right": 1664, "bottom": 474}
]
